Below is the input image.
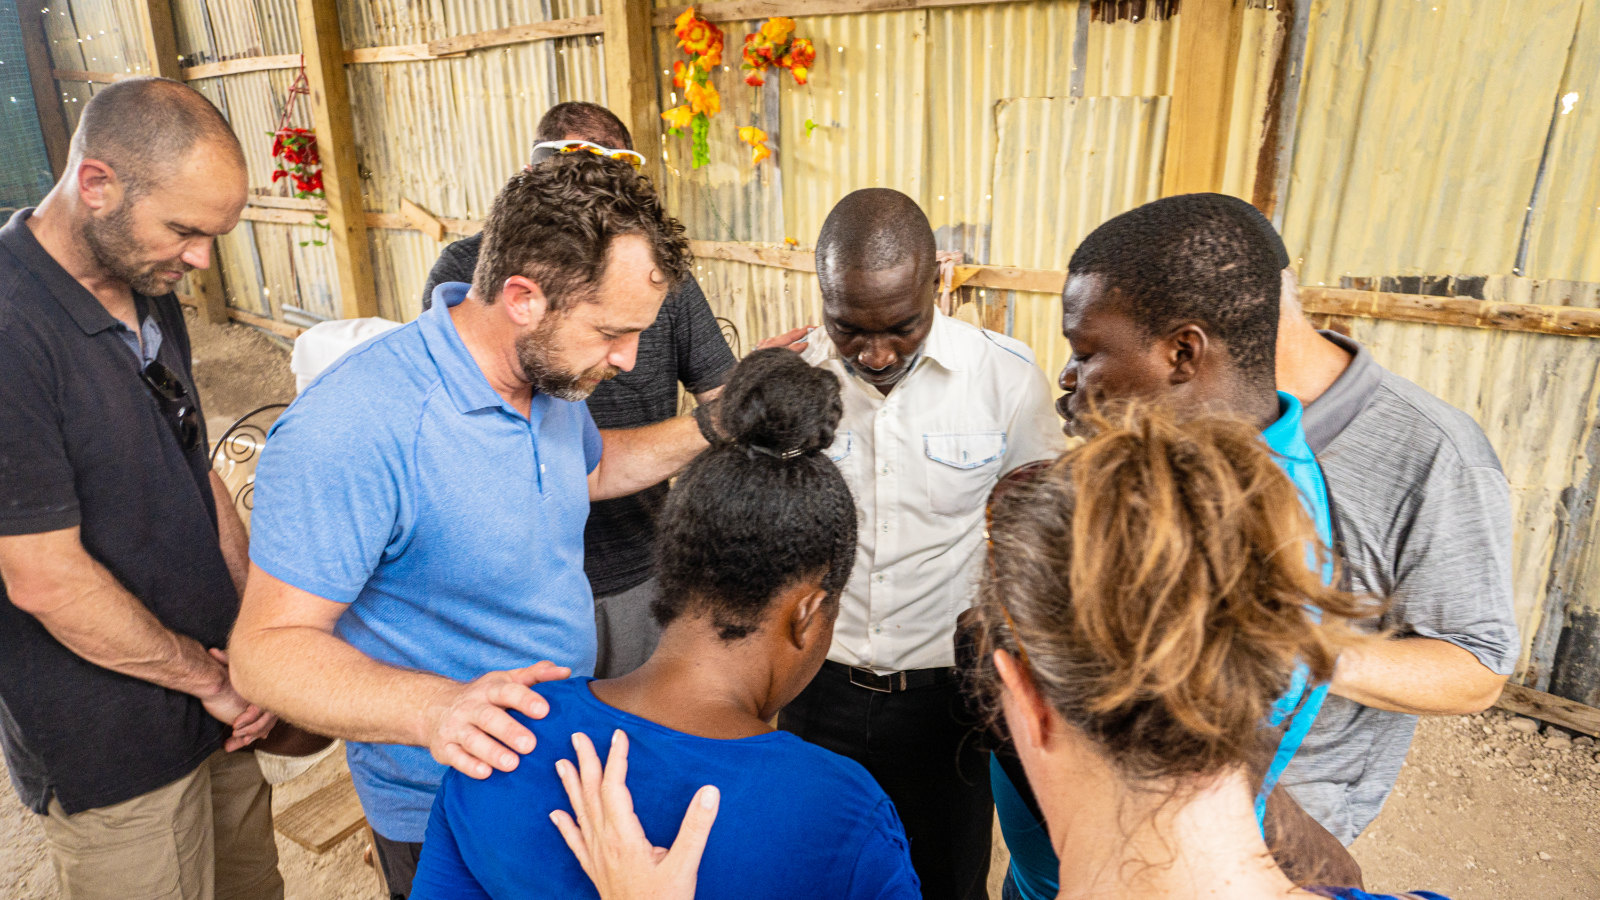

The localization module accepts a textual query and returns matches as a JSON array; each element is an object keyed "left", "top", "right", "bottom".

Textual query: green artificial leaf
[{"left": 804, "top": 118, "right": 818, "bottom": 137}]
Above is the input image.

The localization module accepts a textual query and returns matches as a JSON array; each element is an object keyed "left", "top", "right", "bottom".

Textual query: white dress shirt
[{"left": 803, "top": 312, "right": 1064, "bottom": 673}]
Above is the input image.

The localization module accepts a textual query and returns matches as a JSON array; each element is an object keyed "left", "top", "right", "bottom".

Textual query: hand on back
[{"left": 425, "top": 660, "right": 572, "bottom": 778}]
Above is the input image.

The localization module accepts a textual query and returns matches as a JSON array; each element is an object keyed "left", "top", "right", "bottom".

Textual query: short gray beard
[{"left": 515, "top": 313, "right": 617, "bottom": 401}]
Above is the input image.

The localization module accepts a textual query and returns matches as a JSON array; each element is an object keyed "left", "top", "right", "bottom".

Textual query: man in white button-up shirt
[{"left": 778, "top": 189, "right": 1062, "bottom": 900}]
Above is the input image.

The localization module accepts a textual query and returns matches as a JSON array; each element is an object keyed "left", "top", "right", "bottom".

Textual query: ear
[
  {"left": 995, "top": 649, "right": 1053, "bottom": 753},
  {"left": 75, "top": 158, "right": 119, "bottom": 212},
  {"left": 1163, "top": 323, "right": 1209, "bottom": 387},
  {"left": 788, "top": 587, "right": 830, "bottom": 651},
  {"left": 500, "top": 274, "right": 550, "bottom": 328}
]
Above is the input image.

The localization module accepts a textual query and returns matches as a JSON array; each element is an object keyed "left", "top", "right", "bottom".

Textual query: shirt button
[
  {"left": 540, "top": 464, "right": 546, "bottom": 473},
  {"left": 880, "top": 522, "right": 890, "bottom": 533},
  {"left": 873, "top": 573, "right": 885, "bottom": 584},
  {"left": 880, "top": 463, "right": 891, "bottom": 475}
]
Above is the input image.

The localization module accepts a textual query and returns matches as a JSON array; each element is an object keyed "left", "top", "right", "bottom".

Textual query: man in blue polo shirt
[
  {"left": 991, "top": 193, "right": 1350, "bottom": 900},
  {"left": 230, "top": 154, "right": 710, "bottom": 898}
]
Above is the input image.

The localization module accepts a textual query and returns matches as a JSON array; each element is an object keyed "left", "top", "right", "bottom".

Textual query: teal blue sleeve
[{"left": 846, "top": 799, "right": 921, "bottom": 900}]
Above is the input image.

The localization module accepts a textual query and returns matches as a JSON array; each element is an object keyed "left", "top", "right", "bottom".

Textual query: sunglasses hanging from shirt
[
  {"left": 528, "top": 140, "right": 645, "bottom": 171},
  {"left": 140, "top": 359, "right": 201, "bottom": 452}
]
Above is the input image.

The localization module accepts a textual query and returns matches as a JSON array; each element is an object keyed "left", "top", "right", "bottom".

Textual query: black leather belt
[{"left": 824, "top": 659, "right": 958, "bottom": 693}]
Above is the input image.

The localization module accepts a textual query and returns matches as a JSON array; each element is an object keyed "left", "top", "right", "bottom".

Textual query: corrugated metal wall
[{"left": 30, "top": 0, "right": 1600, "bottom": 702}]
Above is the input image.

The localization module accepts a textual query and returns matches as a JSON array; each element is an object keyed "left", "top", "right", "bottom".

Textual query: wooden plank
[
  {"left": 1497, "top": 683, "right": 1600, "bottom": 738},
  {"left": 273, "top": 771, "right": 368, "bottom": 853},
  {"left": 399, "top": 197, "right": 446, "bottom": 242},
  {"left": 132, "top": 0, "right": 184, "bottom": 80},
  {"left": 21, "top": 8, "right": 72, "bottom": 177},
  {"left": 296, "top": 0, "right": 379, "bottom": 319},
  {"left": 1161, "top": 0, "right": 1246, "bottom": 197},
  {"left": 1298, "top": 286, "right": 1600, "bottom": 339},
  {"left": 603, "top": 0, "right": 662, "bottom": 184},
  {"left": 51, "top": 69, "right": 124, "bottom": 84},
  {"left": 652, "top": 0, "right": 1026, "bottom": 25},
  {"left": 426, "top": 15, "right": 605, "bottom": 57},
  {"left": 176, "top": 294, "right": 307, "bottom": 339},
  {"left": 181, "top": 54, "right": 301, "bottom": 80},
  {"left": 346, "top": 43, "right": 463, "bottom": 64}
]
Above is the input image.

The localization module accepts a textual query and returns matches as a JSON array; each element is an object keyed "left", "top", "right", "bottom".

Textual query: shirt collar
[
  {"left": 1299, "top": 330, "right": 1382, "bottom": 454},
  {"left": 1260, "top": 390, "right": 1316, "bottom": 464},
  {"left": 0, "top": 207, "right": 151, "bottom": 338},
  {"left": 421, "top": 281, "right": 535, "bottom": 418}
]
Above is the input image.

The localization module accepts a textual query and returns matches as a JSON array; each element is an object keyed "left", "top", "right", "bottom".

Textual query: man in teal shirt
[{"left": 994, "top": 193, "right": 1340, "bottom": 899}]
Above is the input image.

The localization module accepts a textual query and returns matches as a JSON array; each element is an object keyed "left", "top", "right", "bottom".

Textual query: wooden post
[
  {"left": 128, "top": 0, "right": 230, "bottom": 324},
  {"left": 295, "top": 0, "right": 379, "bottom": 319},
  {"left": 602, "top": 0, "right": 663, "bottom": 184},
  {"left": 1161, "top": 0, "right": 1247, "bottom": 197},
  {"left": 20, "top": 7, "right": 72, "bottom": 177}
]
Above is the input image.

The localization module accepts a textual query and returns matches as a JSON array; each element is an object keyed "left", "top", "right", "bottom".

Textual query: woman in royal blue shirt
[{"left": 409, "top": 349, "right": 919, "bottom": 900}]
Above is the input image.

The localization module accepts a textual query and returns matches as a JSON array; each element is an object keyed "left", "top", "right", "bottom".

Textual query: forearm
[
  {"left": 1330, "top": 636, "right": 1507, "bottom": 715},
  {"left": 210, "top": 471, "right": 250, "bottom": 597},
  {"left": 7, "top": 545, "right": 224, "bottom": 698},
  {"left": 591, "top": 416, "right": 707, "bottom": 501},
  {"left": 229, "top": 618, "right": 457, "bottom": 746}
]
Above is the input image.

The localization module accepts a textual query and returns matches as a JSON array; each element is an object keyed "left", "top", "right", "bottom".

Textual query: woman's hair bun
[{"left": 716, "top": 348, "right": 841, "bottom": 459}]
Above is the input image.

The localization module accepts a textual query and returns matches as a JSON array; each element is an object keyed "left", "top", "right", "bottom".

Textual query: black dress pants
[{"left": 779, "top": 661, "right": 993, "bottom": 900}]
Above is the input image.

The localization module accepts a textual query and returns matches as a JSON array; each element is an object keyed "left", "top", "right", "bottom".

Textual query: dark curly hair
[
  {"left": 652, "top": 349, "right": 858, "bottom": 641},
  {"left": 472, "top": 153, "right": 690, "bottom": 310}
]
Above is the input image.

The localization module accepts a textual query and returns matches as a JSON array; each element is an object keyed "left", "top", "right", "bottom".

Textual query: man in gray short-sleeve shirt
[{"left": 1275, "top": 281, "right": 1519, "bottom": 844}]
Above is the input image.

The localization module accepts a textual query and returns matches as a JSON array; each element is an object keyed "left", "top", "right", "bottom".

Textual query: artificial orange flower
[
  {"left": 786, "top": 38, "right": 816, "bottom": 84},
  {"left": 661, "top": 105, "right": 695, "bottom": 131},
  {"left": 759, "top": 17, "right": 796, "bottom": 45},
  {"left": 751, "top": 143, "right": 771, "bottom": 165},
  {"left": 674, "top": 7, "right": 725, "bottom": 59},
  {"left": 672, "top": 60, "right": 689, "bottom": 89},
  {"left": 687, "top": 80, "right": 721, "bottom": 117}
]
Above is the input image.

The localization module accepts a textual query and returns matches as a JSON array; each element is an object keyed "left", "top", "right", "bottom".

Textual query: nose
[
  {"left": 858, "top": 339, "right": 897, "bottom": 372},
  {"left": 1058, "top": 361, "right": 1078, "bottom": 394},
  {"left": 180, "top": 239, "right": 212, "bottom": 270},
  {"left": 610, "top": 333, "right": 640, "bottom": 373}
]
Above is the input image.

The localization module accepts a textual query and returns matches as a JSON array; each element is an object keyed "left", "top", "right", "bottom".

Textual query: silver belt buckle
[{"left": 847, "top": 666, "right": 905, "bottom": 692}]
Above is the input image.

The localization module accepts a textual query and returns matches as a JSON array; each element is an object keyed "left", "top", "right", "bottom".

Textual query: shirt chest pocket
[{"left": 923, "top": 431, "right": 1006, "bottom": 517}]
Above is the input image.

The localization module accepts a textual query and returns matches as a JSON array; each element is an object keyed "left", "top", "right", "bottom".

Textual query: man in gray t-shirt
[{"left": 1275, "top": 279, "right": 1519, "bottom": 844}]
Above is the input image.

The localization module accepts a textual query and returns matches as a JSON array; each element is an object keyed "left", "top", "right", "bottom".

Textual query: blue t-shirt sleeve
[
  {"left": 248, "top": 387, "right": 410, "bottom": 604},
  {"left": 410, "top": 775, "right": 493, "bottom": 900},
  {"left": 581, "top": 403, "right": 602, "bottom": 474},
  {"left": 845, "top": 798, "right": 921, "bottom": 900}
]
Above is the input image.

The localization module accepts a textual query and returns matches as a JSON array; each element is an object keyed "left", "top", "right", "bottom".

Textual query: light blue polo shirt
[
  {"left": 993, "top": 392, "right": 1334, "bottom": 900},
  {"left": 250, "top": 282, "right": 602, "bottom": 842}
]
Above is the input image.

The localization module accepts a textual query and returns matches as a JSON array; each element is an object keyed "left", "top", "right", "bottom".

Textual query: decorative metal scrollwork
[
  {"left": 210, "top": 403, "right": 289, "bottom": 529},
  {"left": 716, "top": 316, "right": 742, "bottom": 357}
]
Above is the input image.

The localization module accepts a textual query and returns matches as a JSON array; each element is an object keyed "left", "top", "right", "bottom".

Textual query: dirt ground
[{"left": 2, "top": 316, "right": 1597, "bottom": 899}]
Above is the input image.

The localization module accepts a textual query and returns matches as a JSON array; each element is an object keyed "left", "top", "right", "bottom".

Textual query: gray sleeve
[
  {"left": 1389, "top": 459, "right": 1520, "bottom": 675},
  {"left": 421, "top": 236, "right": 481, "bottom": 311},
  {"left": 671, "top": 275, "right": 737, "bottom": 395}
]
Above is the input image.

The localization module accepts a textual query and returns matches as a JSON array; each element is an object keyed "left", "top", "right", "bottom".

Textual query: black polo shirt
[{"left": 0, "top": 209, "right": 236, "bottom": 814}]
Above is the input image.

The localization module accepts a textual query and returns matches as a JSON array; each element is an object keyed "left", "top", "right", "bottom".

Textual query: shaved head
[
  {"left": 70, "top": 77, "right": 244, "bottom": 198},
  {"left": 815, "top": 188, "right": 937, "bottom": 295}
]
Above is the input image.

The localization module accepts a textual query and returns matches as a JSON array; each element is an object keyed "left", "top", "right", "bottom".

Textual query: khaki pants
[{"left": 41, "top": 749, "right": 283, "bottom": 900}]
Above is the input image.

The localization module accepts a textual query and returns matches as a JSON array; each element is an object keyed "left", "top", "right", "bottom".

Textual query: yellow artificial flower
[
  {"left": 760, "top": 16, "right": 796, "bottom": 45},
  {"left": 687, "top": 80, "right": 721, "bottom": 117},
  {"left": 751, "top": 143, "right": 771, "bottom": 165},
  {"left": 661, "top": 105, "right": 695, "bottom": 130}
]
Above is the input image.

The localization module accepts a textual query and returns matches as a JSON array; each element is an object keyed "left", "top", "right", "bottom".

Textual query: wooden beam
[
  {"left": 296, "top": 0, "right": 379, "bottom": 319},
  {"left": 1497, "top": 683, "right": 1600, "bottom": 738},
  {"left": 399, "top": 197, "right": 445, "bottom": 242},
  {"left": 604, "top": 0, "right": 662, "bottom": 184},
  {"left": 132, "top": 0, "right": 183, "bottom": 79},
  {"left": 651, "top": 0, "right": 1026, "bottom": 26},
  {"left": 21, "top": 8, "right": 72, "bottom": 177},
  {"left": 1161, "top": 0, "right": 1246, "bottom": 197},
  {"left": 177, "top": 294, "right": 307, "bottom": 339},
  {"left": 182, "top": 54, "right": 302, "bottom": 80},
  {"left": 1298, "top": 286, "right": 1600, "bottom": 339},
  {"left": 50, "top": 68, "right": 126, "bottom": 84},
  {"left": 426, "top": 16, "right": 605, "bottom": 57},
  {"left": 346, "top": 44, "right": 464, "bottom": 64}
]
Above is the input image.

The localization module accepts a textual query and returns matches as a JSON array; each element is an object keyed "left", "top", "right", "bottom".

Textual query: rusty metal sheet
[{"left": 1521, "top": 0, "right": 1600, "bottom": 284}]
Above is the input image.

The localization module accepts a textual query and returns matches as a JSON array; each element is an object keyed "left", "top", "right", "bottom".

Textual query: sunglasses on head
[
  {"left": 140, "top": 359, "right": 200, "bottom": 452},
  {"left": 528, "top": 139, "right": 645, "bottom": 171}
]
